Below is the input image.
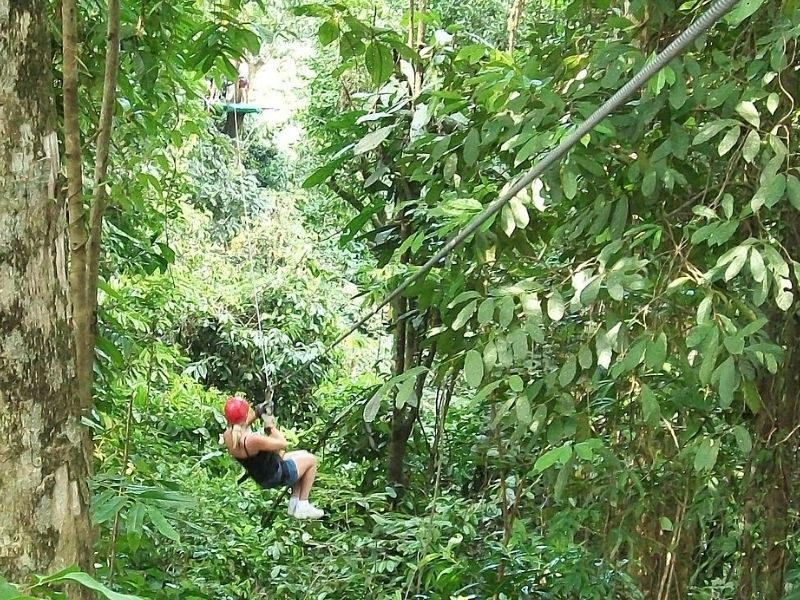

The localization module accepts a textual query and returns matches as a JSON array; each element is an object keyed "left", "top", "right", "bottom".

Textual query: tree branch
[
  {"left": 326, "top": 179, "right": 365, "bottom": 213},
  {"left": 86, "top": 0, "right": 121, "bottom": 350},
  {"left": 62, "top": 0, "right": 92, "bottom": 406}
]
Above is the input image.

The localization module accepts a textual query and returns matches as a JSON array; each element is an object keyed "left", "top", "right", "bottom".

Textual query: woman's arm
[
  {"left": 244, "top": 408, "right": 259, "bottom": 427},
  {"left": 249, "top": 431, "right": 287, "bottom": 453}
]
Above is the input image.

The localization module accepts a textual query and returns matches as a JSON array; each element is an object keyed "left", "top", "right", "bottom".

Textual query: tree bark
[
  {"left": 62, "top": 0, "right": 120, "bottom": 409},
  {"left": 85, "top": 0, "right": 121, "bottom": 388},
  {"left": 0, "top": 1, "right": 93, "bottom": 591},
  {"left": 62, "top": 0, "right": 92, "bottom": 408},
  {"left": 506, "top": 0, "right": 525, "bottom": 52},
  {"left": 388, "top": 294, "right": 411, "bottom": 486}
]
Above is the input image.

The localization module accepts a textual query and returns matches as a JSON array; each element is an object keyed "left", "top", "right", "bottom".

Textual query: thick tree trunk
[{"left": 0, "top": 0, "right": 93, "bottom": 591}]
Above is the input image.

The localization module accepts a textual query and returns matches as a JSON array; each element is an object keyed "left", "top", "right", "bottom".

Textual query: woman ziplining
[{"left": 222, "top": 395, "right": 325, "bottom": 520}]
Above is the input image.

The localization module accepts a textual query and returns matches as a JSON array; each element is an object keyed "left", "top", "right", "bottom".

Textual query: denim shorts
[{"left": 280, "top": 458, "right": 299, "bottom": 487}]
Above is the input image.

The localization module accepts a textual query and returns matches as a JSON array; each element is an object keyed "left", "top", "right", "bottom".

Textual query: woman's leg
[{"left": 283, "top": 450, "right": 318, "bottom": 501}]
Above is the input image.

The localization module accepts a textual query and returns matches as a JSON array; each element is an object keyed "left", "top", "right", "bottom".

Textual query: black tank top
[{"left": 236, "top": 435, "right": 282, "bottom": 487}]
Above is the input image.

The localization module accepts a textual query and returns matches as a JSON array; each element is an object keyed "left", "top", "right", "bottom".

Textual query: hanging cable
[{"left": 233, "top": 109, "right": 275, "bottom": 411}]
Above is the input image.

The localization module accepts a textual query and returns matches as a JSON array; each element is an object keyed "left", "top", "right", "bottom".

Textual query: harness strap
[{"left": 242, "top": 434, "right": 252, "bottom": 458}]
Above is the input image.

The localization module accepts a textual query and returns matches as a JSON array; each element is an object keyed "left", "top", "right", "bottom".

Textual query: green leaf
[
  {"left": 751, "top": 175, "right": 786, "bottom": 212},
  {"left": 497, "top": 296, "right": 515, "bottom": 328},
  {"left": 508, "top": 328, "right": 528, "bottom": 361},
  {"left": 740, "top": 317, "right": 767, "bottom": 337},
  {"left": 363, "top": 384, "right": 387, "bottom": 423},
  {"left": 735, "top": 101, "right": 760, "bottom": 128},
  {"left": 722, "top": 194, "right": 734, "bottom": 219},
  {"left": 717, "top": 125, "right": 741, "bottom": 156},
  {"left": 578, "top": 345, "right": 593, "bottom": 369},
  {"left": 717, "top": 357, "right": 737, "bottom": 408},
  {"left": 483, "top": 340, "right": 498, "bottom": 371},
  {"left": 521, "top": 293, "right": 542, "bottom": 321},
  {"left": 500, "top": 203, "right": 516, "bottom": 237},
  {"left": 147, "top": 506, "right": 180, "bottom": 542},
  {"left": 692, "top": 120, "right": 732, "bottom": 145},
  {"left": 596, "top": 329, "right": 613, "bottom": 370},
  {"left": 725, "top": 248, "right": 748, "bottom": 281},
  {"left": 474, "top": 380, "right": 503, "bottom": 403},
  {"left": 726, "top": 0, "right": 766, "bottom": 27},
  {"left": 660, "top": 517, "right": 673, "bottom": 532},
  {"left": 464, "top": 350, "right": 484, "bottom": 388},
  {"left": 508, "top": 375, "right": 524, "bottom": 392},
  {"left": 318, "top": 19, "right": 339, "bottom": 46},
  {"left": 766, "top": 92, "right": 780, "bottom": 115},
  {"left": 580, "top": 276, "right": 602, "bottom": 306},
  {"left": 516, "top": 396, "right": 532, "bottom": 424},
  {"left": 787, "top": 175, "right": 800, "bottom": 211},
  {"left": 561, "top": 168, "right": 578, "bottom": 200},
  {"left": 354, "top": 126, "right": 394, "bottom": 155},
  {"left": 749, "top": 249, "right": 766, "bottom": 283},
  {"left": 642, "top": 170, "right": 656, "bottom": 197},
  {"left": 509, "top": 196, "right": 530, "bottom": 229},
  {"left": 547, "top": 291, "right": 565, "bottom": 321},
  {"left": 477, "top": 298, "right": 495, "bottom": 325},
  {"left": 463, "top": 129, "right": 480, "bottom": 166},
  {"left": 364, "top": 41, "right": 393, "bottom": 86},
  {"left": 530, "top": 404, "right": 548, "bottom": 433},
  {"left": 696, "top": 296, "right": 713, "bottom": 325},
  {"left": 694, "top": 438, "right": 720, "bottom": 472},
  {"left": 776, "top": 290, "right": 794, "bottom": 312},
  {"left": 96, "top": 335, "right": 124, "bottom": 367},
  {"left": 558, "top": 355, "right": 577, "bottom": 387},
  {"left": 447, "top": 290, "right": 481, "bottom": 308},
  {"left": 302, "top": 158, "right": 343, "bottom": 188},
  {"left": 395, "top": 377, "right": 416, "bottom": 409},
  {"left": 742, "top": 129, "right": 760, "bottom": 163},
  {"left": 723, "top": 336, "right": 745, "bottom": 355},
  {"left": 127, "top": 502, "right": 146, "bottom": 536},
  {"left": 645, "top": 332, "right": 667, "bottom": 371},
  {"left": 443, "top": 153, "right": 458, "bottom": 181},
  {"left": 534, "top": 444, "right": 572, "bottom": 473},
  {"left": 55, "top": 571, "right": 146, "bottom": 600},
  {"left": 0, "top": 577, "right": 19, "bottom": 600},
  {"left": 452, "top": 299, "right": 477, "bottom": 330},
  {"left": 92, "top": 494, "right": 126, "bottom": 525},
  {"left": 622, "top": 339, "right": 649, "bottom": 371},
  {"left": 640, "top": 384, "right": 660, "bottom": 426},
  {"left": 733, "top": 425, "right": 752, "bottom": 454},
  {"left": 610, "top": 197, "right": 628, "bottom": 239},
  {"left": 699, "top": 329, "right": 720, "bottom": 385},
  {"left": 743, "top": 382, "right": 762, "bottom": 413}
]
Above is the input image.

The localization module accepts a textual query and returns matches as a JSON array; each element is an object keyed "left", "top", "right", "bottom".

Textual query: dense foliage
[{"left": 4, "top": 0, "right": 800, "bottom": 599}]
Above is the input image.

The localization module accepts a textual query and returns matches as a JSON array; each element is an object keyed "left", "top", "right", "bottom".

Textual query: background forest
[{"left": 2, "top": 0, "right": 800, "bottom": 599}]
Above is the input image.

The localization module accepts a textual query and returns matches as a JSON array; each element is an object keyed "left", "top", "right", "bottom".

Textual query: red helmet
[{"left": 224, "top": 396, "right": 250, "bottom": 424}]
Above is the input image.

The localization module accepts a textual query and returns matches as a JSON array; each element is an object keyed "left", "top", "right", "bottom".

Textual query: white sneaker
[
  {"left": 293, "top": 503, "right": 324, "bottom": 520},
  {"left": 288, "top": 498, "right": 298, "bottom": 516}
]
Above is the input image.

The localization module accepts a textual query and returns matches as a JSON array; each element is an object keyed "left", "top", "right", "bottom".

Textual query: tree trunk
[
  {"left": 0, "top": 1, "right": 93, "bottom": 591},
  {"left": 736, "top": 312, "right": 800, "bottom": 599},
  {"left": 62, "top": 0, "right": 92, "bottom": 408},
  {"left": 506, "top": 0, "right": 525, "bottom": 52},
  {"left": 62, "top": 0, "right": 120, "bottom": 410},
  {"left": 388, "top": 294, "right": 412, "bottom": 486}
]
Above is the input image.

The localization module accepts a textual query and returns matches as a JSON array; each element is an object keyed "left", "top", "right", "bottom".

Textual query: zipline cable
[
  {"left": 286, "top": 0, "right": 742, "bottom": 379},
  {"left": 233, "top": 110, "right": 275, "bottom": 409}
]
